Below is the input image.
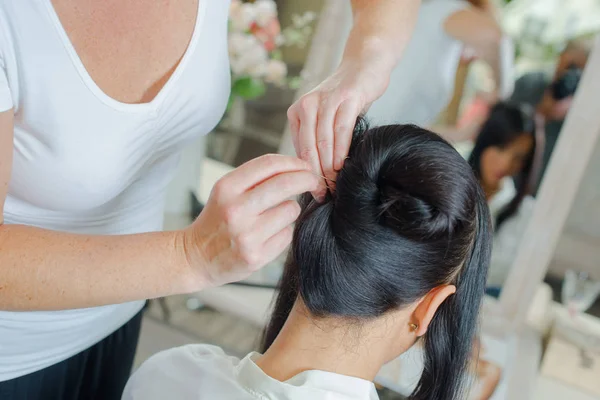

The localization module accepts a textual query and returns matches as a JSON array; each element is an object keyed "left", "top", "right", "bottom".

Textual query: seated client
[{"left": 123, "top": 119, "right": 492, "bottom": 400}]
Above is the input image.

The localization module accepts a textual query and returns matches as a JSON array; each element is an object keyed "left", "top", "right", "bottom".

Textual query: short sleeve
[
  {"left": 0, "top": 20, "right": 12, "bottom": 112},
  {"left": 0, "top": 64, "right": 12, "bottom": 112}
]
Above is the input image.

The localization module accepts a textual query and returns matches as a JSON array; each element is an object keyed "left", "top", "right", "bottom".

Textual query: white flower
[
  {"left": 247, "top": 62, "right": 268, "bottom": 79},
  {"left": 228, "top": 32, "right": 251, "bottom": 56},
  {"left": 274, "top": 34, "right": 285, "bottom": 47},
  {"left": 254, "top": 0, "right": 277, "bottom": 27},
  {"left": 230, "top": 2, "right": 256, "bottom": 32},
  {"left": 264, "top": 59, "right": 287, "bottom": 85},
  {"left": 303, "top": 11, "right": 317, "bottom": 23},
  {"left": 229, "top": 0, "right": 242, "bottom": 16},
  {"left": 229, "top": 35, "right": 269, "bottom": 78}
]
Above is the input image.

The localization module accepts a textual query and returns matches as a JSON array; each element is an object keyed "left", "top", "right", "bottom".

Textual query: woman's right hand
[{"left": 179, "top": 154, "right": 320, "bottom": 289}]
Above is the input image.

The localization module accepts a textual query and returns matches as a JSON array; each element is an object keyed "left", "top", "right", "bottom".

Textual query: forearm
[
  {"left": 480, "top": 34, "right": 515, "bottom": 99},
  {"left": 478, "top": 41, "right": 502, "bottom": 93},
  {"left": 345, "top": 0, "right": 421, "bottom": 75},
  {"left": 0, "top": 224, "right": 196, "bottom": 311}
]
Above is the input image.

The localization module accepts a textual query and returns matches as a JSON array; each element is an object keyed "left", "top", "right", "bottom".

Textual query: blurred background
[{"left": 141, "top": 1, "right": 600, "bottom": 399}]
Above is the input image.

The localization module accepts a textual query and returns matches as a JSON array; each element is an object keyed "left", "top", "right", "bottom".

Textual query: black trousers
[{"left": 0, "top": 310, "right": 143, "bottom": 400}]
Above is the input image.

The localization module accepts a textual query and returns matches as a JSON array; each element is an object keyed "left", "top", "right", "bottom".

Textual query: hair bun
[
  {"left": 333, "top": 120, "right": 472, "bottom": 241},
  {"left": 379, "top": 183, "right": 452, "bottom": 239}
]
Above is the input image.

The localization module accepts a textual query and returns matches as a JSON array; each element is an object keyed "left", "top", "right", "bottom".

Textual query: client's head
[
  {"left": 262, "top": 120, "right": 492, "bottom": 400},
  {"left": 469, "top": 102, "right": 536, "bottom": 228}
]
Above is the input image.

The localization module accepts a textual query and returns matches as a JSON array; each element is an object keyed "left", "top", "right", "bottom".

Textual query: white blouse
[
  {"left": 123, "top": 345, "right": 380, "bottom": 400},
  {"left": 487, "top": 177, "right": 535, "bottom": 288}
]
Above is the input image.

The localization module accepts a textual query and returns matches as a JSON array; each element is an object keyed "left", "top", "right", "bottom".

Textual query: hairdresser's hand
[
  {"left": 180, "top": 155, "right": 320, "bottom": 288},
  {"left": 288, "top": 60, "right": 390, "bottom": 200}
]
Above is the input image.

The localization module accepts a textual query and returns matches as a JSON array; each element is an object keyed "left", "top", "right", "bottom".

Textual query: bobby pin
[{"left": 309, "top": 171, "right": 336, "bottom": 183}]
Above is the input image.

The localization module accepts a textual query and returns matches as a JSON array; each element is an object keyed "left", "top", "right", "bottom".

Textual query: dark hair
[
  {"left": 468, "top": 102, "right": 536, "bottom": 229},
  {"left": 262, "top": 120, "right": 492, "bottom": 400}
]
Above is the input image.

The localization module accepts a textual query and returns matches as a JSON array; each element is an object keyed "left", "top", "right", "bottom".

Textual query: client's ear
[{"left": 412, "top": 285, "right": 456, "bottom": 337}]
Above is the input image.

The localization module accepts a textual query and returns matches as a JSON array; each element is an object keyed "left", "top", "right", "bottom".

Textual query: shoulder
[
  {"left": 138, "top": 344, "right": 240, "bottom": 372},
  {"left": 123, "top": 345, "right": 243, "bottom": 400}
]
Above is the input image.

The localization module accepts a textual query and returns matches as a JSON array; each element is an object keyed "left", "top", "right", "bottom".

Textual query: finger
[
  {"left": 240, "top": 170, "right": 319, "bottom": 215},
  {"left": 333, "top": 98, "right": 361, "bottom": 171},
  {"left": 253, "top": 225, "right": 295, "bottom": 273},
  {"left": 216, "top": 154, "right": 312, "bottom": 199},
  {"left": 252, "top": 200, "right": 300, "bottom": 243},
  {"left": 287, "top": 106, "right": 301, "bottom": 155},
  {"left": 316, "top": 98, "right": 337, "bottom": 187},
  {"left": 297, "top": 96, "right": 327, "bottom": 200}
]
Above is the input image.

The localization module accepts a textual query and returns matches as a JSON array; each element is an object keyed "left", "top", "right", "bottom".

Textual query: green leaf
[
  {"left": 231, "top": 77, "right": 267, "bottom": 99},
  {"left": 271, "top": 50, "right": 283, "bottom": 60},
  {"left": 225, "top": 94, "right": 236, "bottom": 114},
  {"left": 287, "top": 76, "right": 302, "bottom": 90}
]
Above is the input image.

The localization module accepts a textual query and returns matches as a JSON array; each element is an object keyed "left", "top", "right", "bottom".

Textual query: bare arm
[
  {"left": 444, "top": 8, "right": 511, "bottom": 98},
  {"left": 0, "top": 110, "right": 318, "bottom": 311},
  {"left": 345, "top": 0, "right": 421, "bottom": 84},
  {"left": 0, "top": 110, "right": 197, "bottom": 310}
]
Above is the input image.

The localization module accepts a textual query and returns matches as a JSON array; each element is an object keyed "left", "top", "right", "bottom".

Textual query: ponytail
[
  {"left": 411, "top": 193, "right": 492, "bottom": 400},
  {"left": 261, "top": 250, "right": 299, "bottom": 351}
]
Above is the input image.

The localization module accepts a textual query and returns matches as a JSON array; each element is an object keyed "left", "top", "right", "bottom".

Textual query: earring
[{"left": 409, "top": 323, "right": 418, "bottom": 332}]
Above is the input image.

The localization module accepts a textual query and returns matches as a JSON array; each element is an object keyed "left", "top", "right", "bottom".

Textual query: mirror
[
  {"left": 358, "top": 0, "right": 599, "bottom": 305},
  {"left": 546, "top": 135, "right": 600, "bottom": 317}
]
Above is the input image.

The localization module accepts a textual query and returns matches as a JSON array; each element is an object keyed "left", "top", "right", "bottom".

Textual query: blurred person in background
[
  {"left": 0, "top": 0, "right": 421, "bottom": 399},
  {"left": 365, "top": 0, "right": 514, "bottom": 128},
  {"left": 509, "top": 38, "right": 592, "bottom": 194},
  {"left": 459, "top": 102, "right": 539, "bottom": 295}
]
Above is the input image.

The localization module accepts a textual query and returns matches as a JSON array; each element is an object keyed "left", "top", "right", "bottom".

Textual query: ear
[{"left": 412, "top": 285, "right": 456, "bottom": 337}]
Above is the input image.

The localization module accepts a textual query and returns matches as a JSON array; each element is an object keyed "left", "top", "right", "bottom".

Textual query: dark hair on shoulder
[
  {"left": 468, "top": 101, "right": 537, "bottom": 229},
  {"left": 262, "top": 118, "right": 492, "bottom": 400}
]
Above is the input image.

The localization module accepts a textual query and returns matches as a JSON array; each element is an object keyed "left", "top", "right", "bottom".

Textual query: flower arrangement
[
  {"left": 501, "top": 0, "right": 600, "bottom": 69},
  {"left": 227, "top": 0, "right": 316, "bottom": 107}
]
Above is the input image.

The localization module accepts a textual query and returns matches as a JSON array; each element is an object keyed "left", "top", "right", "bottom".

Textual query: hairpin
[{"left": 309, "top": 171, "right": 336, "bottom": 183}]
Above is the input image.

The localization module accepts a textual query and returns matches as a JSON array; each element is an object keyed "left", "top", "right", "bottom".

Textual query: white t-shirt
[
  {"left": 366, "top": 0, "right": 468, "bottom": 126},
  {"left": 123, "top": 345, "right": 380, "bottom": 400},
  {"left": 0, "top": 0, "right": 230, "bottom": 381}
]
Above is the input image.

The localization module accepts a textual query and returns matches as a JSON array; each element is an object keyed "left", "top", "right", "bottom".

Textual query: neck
[{"left": 256, "top": 301, "right": 408, "bottom": 382}]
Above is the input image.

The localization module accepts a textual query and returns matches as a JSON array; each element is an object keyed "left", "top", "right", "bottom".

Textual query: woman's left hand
[{"left": 287, "top": 60, "right": 390, "bottom": 200}]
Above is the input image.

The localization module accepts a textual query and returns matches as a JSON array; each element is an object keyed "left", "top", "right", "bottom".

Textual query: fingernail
[{"left": 334, "top": 158, "right": 343, "bottom": 170}]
